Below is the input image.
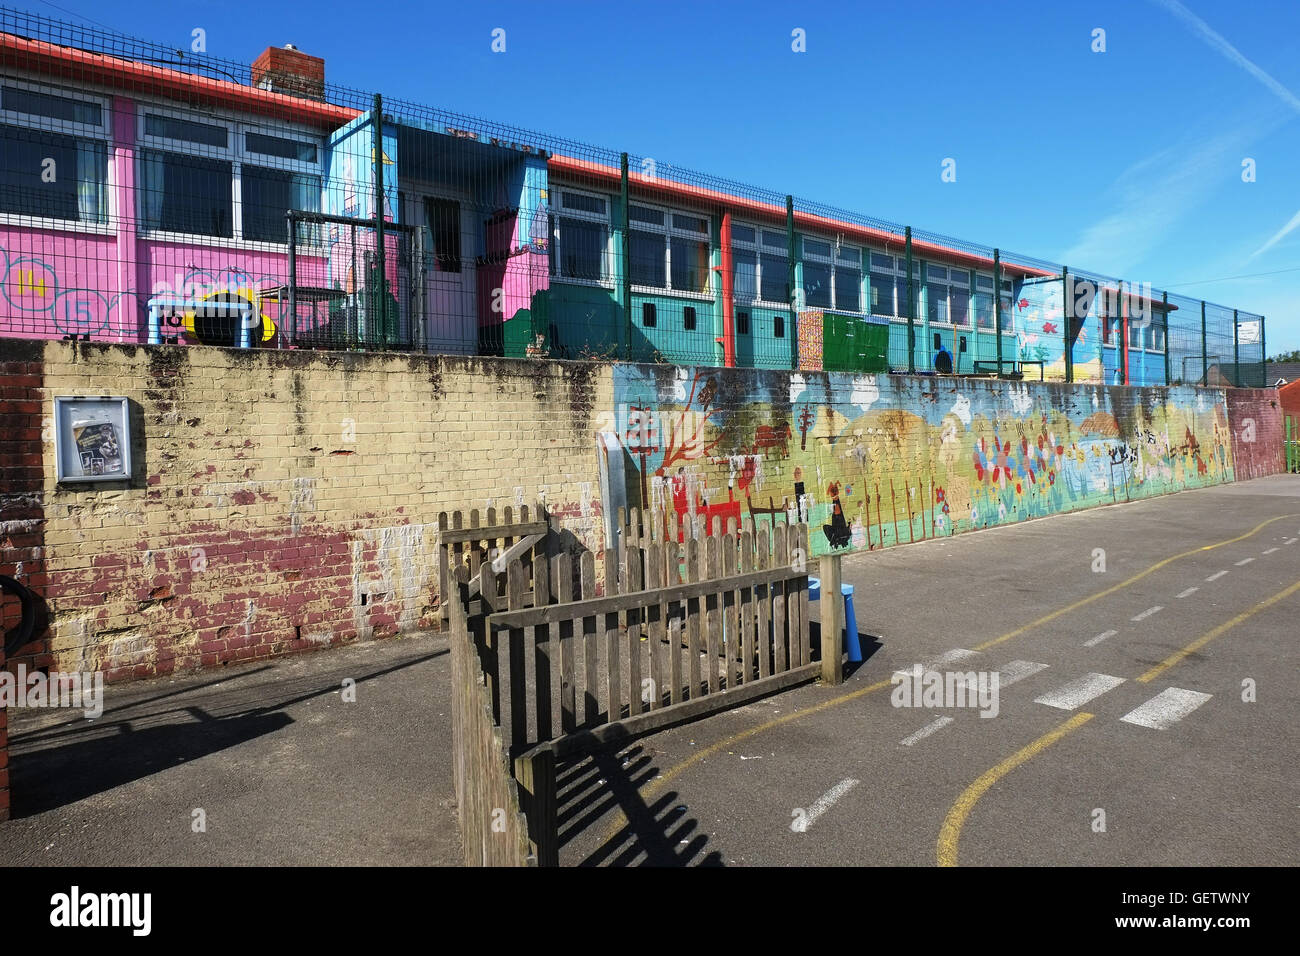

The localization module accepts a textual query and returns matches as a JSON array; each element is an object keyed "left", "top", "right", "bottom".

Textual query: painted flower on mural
[
  {"left": 970, "top": 507, "right": 979, "bottom": 524},
  {"left": 935, "top": 514, "right": 947, "bottom": 533},
  {"left": 934, "top": 487, "right": 950, "bottom": 515}
]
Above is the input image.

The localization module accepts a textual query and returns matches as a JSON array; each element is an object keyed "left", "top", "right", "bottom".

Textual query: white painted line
[
  {"left": 1083, "top": 630, "right": 1118, "bottom": 648},
  {"left": 1131, "top": 606, "right": 1164, "bottom": 622},
  {"left": 1176, "top": 587, "right": 1199, "bottom": 599},
  {"left": 1034, "top": 673, "right": 1126, "bottom": 711},
  {"left": 1205, "top": 570, "right": 1230, "bottom": 582},
  {"left": 1235, "top": 558, "right": 1255, "bottom": 567},
  {"left": 1120, "top": 688, "right": 1213, "bottom": 730},
  {"left": 1284, "top": 538, "right": 1297, "bottom": 546},
  {"left": 794, "top": 778, "right": 860, "bottom": 830},
  {"left": 1262, "top": 548, "right": 1278, "bottom": 555},
  {"left": 995, "top": 660, "right": 1050, "bottom": 687},
  {"left": 900, "top": 717, "right": 954, "bottom": 747},
  {"left": 954, "top": 660, "right": 1049, "bottom": 689},
  {"left": 893, "top": 648, "right": 977, "bottom": 680}
]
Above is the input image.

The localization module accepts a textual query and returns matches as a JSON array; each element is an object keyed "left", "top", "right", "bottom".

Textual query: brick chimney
[{"left": 251, "top": 44, "right": 325, "bottom": 101}]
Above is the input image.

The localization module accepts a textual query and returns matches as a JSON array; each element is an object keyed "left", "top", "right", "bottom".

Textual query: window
[
  {"left": 760, "top": 229, "right": 789, "bottom": 303},
  {"left": 949, "top": 267, "right": 970, "bottom": 327},
  {"left": 137, "top": 107, "right": 324, "bottom": 243},
  {"left": 684, "top": 306, "right": 696, "bottom": 331},
  {"left": 626, "top": 201, "right": 711, "bottom": 294},
  {"left": 424, "top": 197, "right": 461, "bottom": 273},
  {"left": 835, "top": 244, "right": 863, "bottom": 313},
  {"left": 1145, "top": 313, "right": 1166, "bottom": 351},
  {"left": 926, "top": 264, "right": 949, "bottom": 324},
  {"left": 642, "top": 302, "right": 656, "bottom": 327},
  {"left": 0, "top": 82, "right": 109, "bottom": 225},
  {"left": 999, "top": 277, "right": 1015, "bottom": 331},
  {"left": 629, "top": 204, "right": 666, "bottom": 286},
  {"left": 774, "top": 314, "right": 785, "bottom": 338},
  {"left": 140, "top": 151, "right": 232, "bottom": 237},
  {"left": 974, "top": 274, "right": 995, "bottom": 329},
  {"left": 869, "top": 252, "right": 918, "bottom": 319},
  {"left": 553, "top": 189, "right": 609, "bottom": 281},
  {"left": 803, "top": 236, "right": 861, "bottom": 312},
  {"left": 737, "top": 310, "right": 750, "bottom": 335}
]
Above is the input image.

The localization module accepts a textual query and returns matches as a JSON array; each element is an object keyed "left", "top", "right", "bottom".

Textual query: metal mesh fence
[{"left": 0, "top": 6, "right": 1273, "bottom": 385}]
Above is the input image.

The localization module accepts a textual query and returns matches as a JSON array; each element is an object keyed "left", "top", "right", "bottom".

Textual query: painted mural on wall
[
  {"left": 1, "top": 236, "right": 317, "bottom": 343},
  {"left": 606, "top": 365, "right": 1235, "bottom": 558}
]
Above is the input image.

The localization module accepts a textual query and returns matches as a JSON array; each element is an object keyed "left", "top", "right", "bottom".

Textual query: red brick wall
[
  {"left": 0, "top": 338, "right": 49, "bottom": 821},
  {"left": 1225, "top": 387, "right": 1286, "bottom": 480}
]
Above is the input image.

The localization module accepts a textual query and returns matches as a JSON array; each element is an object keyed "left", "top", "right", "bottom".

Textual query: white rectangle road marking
[
  {"left": 1083, "top": 630, "right": 1118, "bottom": 647},
  {"left": 1262, "top": 548, "right": 1278, "bottom": 555},
  {"left": 1176, "top": 587, "right": 1199, "bottom": 599},
  {"left": 1034, "top": 673, "right": 1126, "bottom": 710},
  {"left": 793, "top": 778, "right": 860, "bottom": 830},
  {"left": 1131, "top": 606, "right": 1163, "bottom": 622},
  {"left": 1205, "top": 570, "right": 1230, "bottom": 582},
  {"left": 1284, "top": 538, "right": 1297, "bottom": 545},
  {"left": 953, "top": 660, "right": 1049, "bottom": 689},
  {"left": 1234, "top": 557, "right": 1255, "bottom": 566},
  {"left": 893, "top": 648, "right": 977, "bottom": 680},
  {"left": 899, "top": 716, "right": 954, "bottom": 747},
  {"left": 1120, "top": 688, "right": 1213, "bottom": 730}
]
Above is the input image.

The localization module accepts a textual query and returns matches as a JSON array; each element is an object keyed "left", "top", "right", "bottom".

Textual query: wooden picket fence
[
  {"left": 442, "top": 503, "right": 841, "bottom": 866},
  {"left": 446, "top": 563, "right": 534, "bottom": 866}
]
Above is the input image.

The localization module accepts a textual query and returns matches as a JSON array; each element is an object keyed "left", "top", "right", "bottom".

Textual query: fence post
[
  {"left": 371, "top": 93, "right": 386, "bottom": 349},
  {"left": 1062, "top": 266, "right": 1072, "bottom": 383},
  {"left": 906, "top": 227, "right": 916, "bottom": 373},
  {"left": 1260, "top": 316, "right": 1267, "bottom": 388},
  {"left": 1233, "top": 308, "right": 1240, "bottom": 388},
  {"left": 286, "top": 212, "right": 297, "bottom": 347},
  {"left": 1119, "top": 282, "right": 1128, "bottom": 386},
  {"left": 620, "top": 153, "right": 631, "bottom": 360},
  {"left": 1201, "top": 300, "right": 1208, "bottom": 385},
  {"left": 1162, "top": 291, "right": 1170, "bottom": 385},
  {"left": 514, "top": 746, "right": 558, "bottom": 867},
  {"left": 992, "top": 249, "right": 1002, "bottom": 376},
  {"left": 820, "top": 554, "right": 843, "bottom": 685},
  {"left": 787, "top": 195, "right": 798, "bottom": 371}
]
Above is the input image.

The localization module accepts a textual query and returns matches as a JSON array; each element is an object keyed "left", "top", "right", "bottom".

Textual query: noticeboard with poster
[{"left": 54, "top": 396, "right": 132, "bottom": 483}]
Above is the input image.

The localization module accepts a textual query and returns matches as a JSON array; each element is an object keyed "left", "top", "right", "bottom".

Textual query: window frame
[
  {"left": 868, "top": 251, "right": 919, "bottom": 321},
  {"left": 732, "top": 223, "right": 792, "bottom": 308},
  {"left": 626, "top": 199, "right": 713, "bottom": 298},
  {"left": 0, "top": 75, "right": 113, "bottom": 234},
  {"left": 551, "top": 185, "right": 613, "bottom": 287},
  {"left": 801, "top": 235, "right": 863, "bottom": 314},
  {"left": 135, "top": 101, "right": 325, "bottom": 249}
]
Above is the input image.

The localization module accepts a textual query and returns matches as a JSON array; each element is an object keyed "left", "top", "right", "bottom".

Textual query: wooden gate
[{"left": 442, "top": 504, "right": 843, "bottom": 866}]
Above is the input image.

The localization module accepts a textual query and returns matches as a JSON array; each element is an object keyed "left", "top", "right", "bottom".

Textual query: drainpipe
[{"left": 719, "top": 210, "right": 736, "bottom": 368}]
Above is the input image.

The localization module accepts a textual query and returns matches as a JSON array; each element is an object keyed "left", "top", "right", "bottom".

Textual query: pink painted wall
[{"left": 1, "top": 93, "right": 326, "bottom": 346}]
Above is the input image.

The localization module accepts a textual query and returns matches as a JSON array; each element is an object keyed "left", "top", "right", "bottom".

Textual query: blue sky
[{"left": 26, "top": 0, "right": 1300, "bottom": 353}]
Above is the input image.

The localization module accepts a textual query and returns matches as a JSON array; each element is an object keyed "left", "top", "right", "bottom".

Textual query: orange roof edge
[
  {"left": 548, "top": 154, "right": 1177, "bottom": 304},
  {"left": 0, "top": 30, "right": 358, "bottom": 128}
]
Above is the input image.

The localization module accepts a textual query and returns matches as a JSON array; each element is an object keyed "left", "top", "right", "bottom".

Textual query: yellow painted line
[
  {"left": 1136, "top": 578, "right": 1300, "bottom": 684},
  {"left": 937, "top": 712, "right": 1094, "bottom": 867},
  {"left": 972, "top": 512, "right": 1297, "bottom": 652},
  {"left": 598, "top": 511, "right": 1295, "bottom": 848}
]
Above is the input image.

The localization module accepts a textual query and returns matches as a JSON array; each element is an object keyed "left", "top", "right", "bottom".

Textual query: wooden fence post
[
  {"left": 820, "top": 554, "right": 844, "bottom": 685},
  {"left": 514, "top": 745, "right": 558, "bottom": 867}
]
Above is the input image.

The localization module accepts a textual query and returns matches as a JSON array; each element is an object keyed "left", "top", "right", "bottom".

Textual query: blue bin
[{"left": 807, "top": 578, "right": 861, "bottom": 663}]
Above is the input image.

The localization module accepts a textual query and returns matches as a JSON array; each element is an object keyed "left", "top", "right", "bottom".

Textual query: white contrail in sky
[{"left": 1151, "top": 0, "right": 1300, "bottom": 113}]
